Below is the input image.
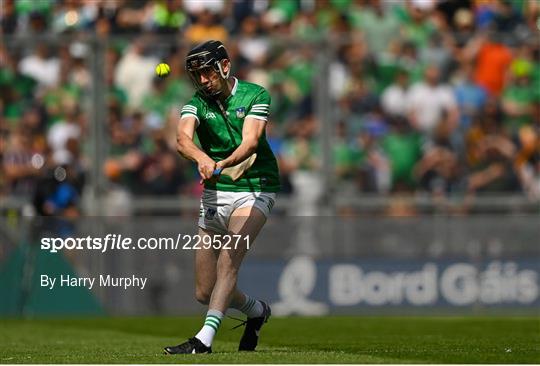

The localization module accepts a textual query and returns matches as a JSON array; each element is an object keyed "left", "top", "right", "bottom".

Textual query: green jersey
[{"left": 180, "top": 78, "right": 280, "bottom": 192}]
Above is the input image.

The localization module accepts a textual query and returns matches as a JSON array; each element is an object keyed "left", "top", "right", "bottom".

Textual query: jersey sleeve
[
  {"left": 180, "top": 97, "right": 201, "bottom": 127},
  {"left": 246, "top": 88, "right": 271, "bottom": 122}
]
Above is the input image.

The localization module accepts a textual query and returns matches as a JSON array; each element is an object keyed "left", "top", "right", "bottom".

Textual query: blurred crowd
[{"left": 1, "top": 0, "right": 539, "bottom": 216}]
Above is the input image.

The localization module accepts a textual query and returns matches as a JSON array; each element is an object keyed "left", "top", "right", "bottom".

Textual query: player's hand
[
  {"left": 215, "top": 160, "right": 226, "bottom": 172},
  {"left": 197, "top": 156, "right": 217, "bottom": 182},
  {"left": 199, "top": 161, "right": 224, "bottom": 184}
]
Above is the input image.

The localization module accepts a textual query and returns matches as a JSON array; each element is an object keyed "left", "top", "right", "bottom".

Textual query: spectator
[
  {"left": 514, "top": 124, "right": 540, "bottom": 200},
  {"left": 406, "top": 66, "right": 459, "bottom": 138},
  {"left": 290, "top": 8, "right": 321, "bottom": 42},
  {"left": 348, "top": 0, "right": 400, "bottom": 55},
  {"left": 2, "top": 129, "right": 42, "bottom": 198},
  {"left": 341, "top": 76, "right": 379, "bottom": 121},
  {"left": 12, "top": 0, "right": 53, "bottom": 35},
  {"left": 33, "top": 165, "right": 81, "bottom": 217},
  {"left": 465, "top": 106, "right": 518, "bottom": 194},
  {"left": 394, "top": 41, "right": 425, "bottom": 84},
  {"left": 147, "top": 0, "right": 187, "bottom": 34},
  {"left": 465, "top": 97, "right": 504, "bottom": 166},
  {"left": 142, "top": 77, "right": 173, "bottom": 129},
  {"left": 523, "top": 0, "right": 540, "bottom": 32},
  {"left": 381, "top": 117, "right": 423, "bottom": 192},
  {"left": 400, "top": 0, "right": 437, "bottom": 48},
  {"left": 140, "top": 135, "right": 187, "bottom": 195},
  {"left": 466, "top": 134, "right": 517, "bottom": 194},
  {"left": 266, "top": 122, "right": 293, "bottom": 194},
  {"left": 333, "top": 121, "right": 355, "bottom": 183},
  {"left": 114, "top": 39, "right": 159, "bottom": 109},
  {"left": 381, "top": 69, "right": 410, "bottom": 118},
  {"left": 491, "top": 0, "right": 524, "bottom": 34},
  {"left": 184, "top": 8, "right": 229, "bottom": 45},
  {"left": 281, "top": 115, "right": 322, "bottom": 215},
  {"left": 414, "top": 121, "right": 460, "bottom": 196},
  {"left": 236, "top": 16, "right": 270, "bottom": 66},
  {"left": 18, "top": 44, "right": 60, "bottom": 88},
  {"left": 46, "top": 107, "right": 82, "bottom": 166},
  {"left": 466, "top": 33, "right": 513, "bottom": 96},
  {"left": 105, "top": 111, "right": 146, "bottom": 193},
  {"left": 453, "top": 62, "right": 488, "bottom": 130},
  {"left": 452, "top": 8, "right": 476, "bottom": 47},
  {"left": 419, "top": 33, "right": 453, "bottom": 78},
  {"left": 353, "top": 116, "right": 391, "bottom": 193},
  {"left": 502, "top": 46, "right": 538, "bottom": 137},
  {"left": 434, "top": 0, "right": 472, "bottom": 33},
  {"left": 1, "top": 0, "right": 17, "bottom": 34},
  {"left": 115, "top": 1, "right": 149, "bottom": 33},
  {"left": 51, "top": 0, "right": 96, "bottom": 33}
]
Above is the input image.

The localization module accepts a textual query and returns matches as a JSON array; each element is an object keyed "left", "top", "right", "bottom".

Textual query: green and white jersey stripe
[
  {"left": 247, "top": 103, "right": 270, "bottom": 121},
  {"left": 180, "top": 105, "right": 199, "bottom": 124}
]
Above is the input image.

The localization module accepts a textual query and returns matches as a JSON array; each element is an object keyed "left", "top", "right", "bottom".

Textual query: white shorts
[{"left": 198, "top": 189, "right": 276, "bottom": 234}]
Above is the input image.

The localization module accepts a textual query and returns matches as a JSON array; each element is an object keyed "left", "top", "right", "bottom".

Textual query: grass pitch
[{"left": 0, "top": 316, "right": 539, "bottom": 363}]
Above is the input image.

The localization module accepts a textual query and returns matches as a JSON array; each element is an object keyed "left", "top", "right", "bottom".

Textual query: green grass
[{"left": 0, "top": 316, "right": 539, "bottom": 363}]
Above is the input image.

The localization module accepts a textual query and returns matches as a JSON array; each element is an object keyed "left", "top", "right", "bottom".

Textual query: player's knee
[{"left": 195, "top": 287, "right": 212, "bottom": 305}]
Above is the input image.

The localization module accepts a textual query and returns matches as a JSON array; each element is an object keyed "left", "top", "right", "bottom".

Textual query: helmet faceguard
[{"left": 185, "top": 40, "right": 230, "bottom": 97}]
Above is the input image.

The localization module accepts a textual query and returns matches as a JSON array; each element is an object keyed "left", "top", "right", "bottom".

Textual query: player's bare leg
[
  {"left": 208, "top": 206, "right": 266, "bottom": 312},
  {"left": 192, "top": 226, "right": 247, "bottom": 344},
  {"left": 194, "top": 228, "right": 218, "bottom": 305},
  {"left": 170, "top": 217, "right": 265, "bottom": 353},
  {"left": 165, "top": 228, "right": 219, "bottom": 354},
  {"left": 193, "top": 227, "right": 249, "bottom": 306},
  {"left": 166, "top": 202, "right": 272, "bottom": 354},
  {"left": 194, "top": 228, "right": 247, "bottom": 307},
  {"left": 209, "top": 206, "right": 271, "bottom": 351}
]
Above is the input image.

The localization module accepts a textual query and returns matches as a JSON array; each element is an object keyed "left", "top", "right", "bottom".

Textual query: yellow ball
[{"left": 155, "top": 63, "right": 171, "bottom": 77}]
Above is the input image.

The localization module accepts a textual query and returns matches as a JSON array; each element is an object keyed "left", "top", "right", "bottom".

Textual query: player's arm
[
  {"left": 217, "top": 117, "right": 265, "bottom": 170},
  {"left": 176, "top": 116, "right": 216, "bottom": 180}
]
